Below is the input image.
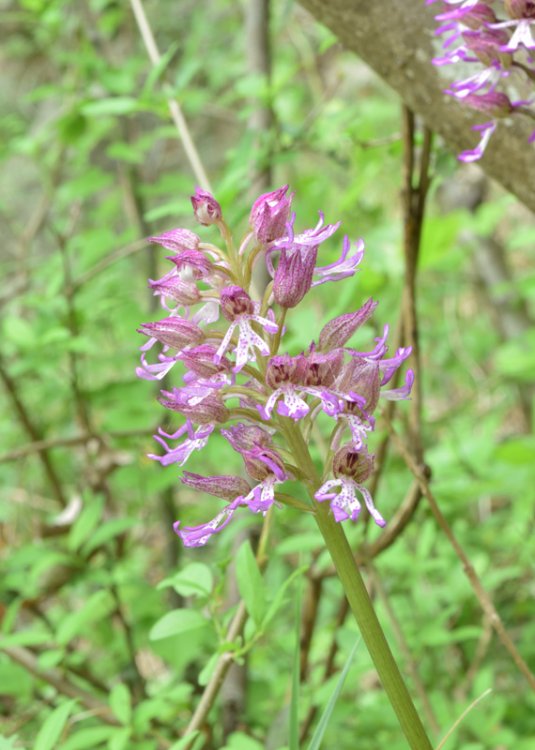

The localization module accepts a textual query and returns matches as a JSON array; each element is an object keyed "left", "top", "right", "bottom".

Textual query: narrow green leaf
[
  {"left": 68, "top": 495, "right": 104, "bottom": 551},
  {"left": 108, "top": 727, "right": 131, "bottom": 750},
  {"left": 34, "top": 700, "right": 76, "bottom": 750},
  {"left": 81, "top": 518, "right": 136, "bottom": 555},
  {"left": 0, "top": 735, "right": 21, "bottom": 749},
  {"left": 168, "top": 731, "right": 201, "bottom": 750},
  {"left": 109, "top": 683, "right": 131, "bottom": 725},
  {"left": 56, "top": 590, "right": 115, "bottom": 645},
  {"left": 261, "top": 565, "right": 307, "bottom": 632},
  {"left": 142, "top": 42, "right": 179, "bottom": 95},
  {"left": 157, "top": 562, "right": 213, "bottom": 598},
  {"left": 58, "top": 725, "right": 115, "bottom": 750},
  {"left": 289, "top": 581, "right": 302, "bottom": 750},
  {"left": 307, "top": 638, "right": 361, "bottom": 750},
  {"left": 149, "top": 609, "right": 207, "bottom": 641},
  {"left": 235, "top": 541, "right": 266, "bottom": 627},
  {"left": 81, "top": 97, "right": 139, "bottom": 116}
]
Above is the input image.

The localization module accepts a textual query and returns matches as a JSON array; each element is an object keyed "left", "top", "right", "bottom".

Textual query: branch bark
[{"left": 298, "top": 0, "right": 535, "bottom": 213}]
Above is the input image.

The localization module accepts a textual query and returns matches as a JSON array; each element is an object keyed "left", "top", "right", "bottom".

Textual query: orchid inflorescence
[
  {"left": 136, "top": 187, "right": 414, "bottom": 547},
  {"left": 428, "top": 0, "right": 535, "bottom": 161}
]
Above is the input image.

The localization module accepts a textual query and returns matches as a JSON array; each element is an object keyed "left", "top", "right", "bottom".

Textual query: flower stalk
[{"left": 282, "top": 418, "right": 433, "bottom": 750}]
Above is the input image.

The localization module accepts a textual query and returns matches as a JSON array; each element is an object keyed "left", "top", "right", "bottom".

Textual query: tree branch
[{"left": 298, "top": 0, "right": 535, "bottom": 213}]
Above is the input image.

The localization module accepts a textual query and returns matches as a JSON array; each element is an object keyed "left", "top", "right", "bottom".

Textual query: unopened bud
[{"left": 191, "top": 188, "right": 222, "bottom": 226}]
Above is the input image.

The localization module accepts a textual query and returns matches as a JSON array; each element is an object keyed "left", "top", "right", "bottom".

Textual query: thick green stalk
[{"left": 282, "top": 420, "right": 433, "bottom": 750}]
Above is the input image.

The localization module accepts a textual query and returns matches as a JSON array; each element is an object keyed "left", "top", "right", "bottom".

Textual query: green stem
[{"left": 282, "top": 419, "right": 433, "bottom": 750}]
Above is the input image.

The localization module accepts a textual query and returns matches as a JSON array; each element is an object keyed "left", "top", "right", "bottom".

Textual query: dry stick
[
  {"left": 386, "top": 416, "right": 535, "bottom": 693},
  {"left": 2, "top": 646, "right": 171, "bottom": 749},
  {"left": 0, "top": 356, "right": 68, "bottom": 507},
  {"left": 129, "top": 0, "right": 212, "bottom": 192},
  {"left": 181, "top": 510, "right": 273, "bottom": 748},
  {"left": 400, "top": 107, "right": 433, "bottom": 462},
  {"left": 435, "top": 688, "right": 493, "bottom": 750},
  {"left": 0, "top": 429, "right": 153, "bottom": 464},
  {"left": 1, "top": 646, "right": 121, "bottom": 725},
  {"left": 299, "top": 575, "right": 323, "bottom": 681},
  {"left": 246, "top": 0, "right": 274, "bottom": 194},
  {"left": 110, "top": 583, "right": 147, "bottom": 700}
]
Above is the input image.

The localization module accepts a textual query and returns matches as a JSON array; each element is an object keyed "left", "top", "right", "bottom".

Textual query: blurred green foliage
[{"left": 1, "top": 1, "right": 534, "bottom": 749}]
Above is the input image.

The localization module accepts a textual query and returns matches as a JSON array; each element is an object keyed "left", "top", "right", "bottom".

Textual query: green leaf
[
  {"left": 289, "top": 582, "right": 302, "bottom": 750},
  {"left": 221, "top": 732, "right": 264, "bottom": 750},
  {"left": 107, "top": 727, "right": 131, "bottom": 750},
  {"left": 494, "top": 436, "right": 535, "bottom": 466},
  {"left": 167, "top": 732, "right": 201, "bottom": 750},
  {"left": 235, "top": 541, "right": 266, "bottom": 627},
  {"left": 59, "top": 726, "right": 115, "bottom": 750},
  {"left": 493, "top": 331, "right": 535, "bottom": 382},
  {"left": 261, "top": 565, "right": 308, "bottom": 631},
  {"left": 81, "top": 97, "right": 139, "bottom": 116},
  {"left": 56, "top": 590, "right": 115, "bottom": 645},
  {"left": 157, "top": 562, "right": 213, "bottom": 598},
  {"left": 68, "top": 495, "right": 105, "bottom": 551},
  {"left": 34, "top": 700, "right": 76, "bottom": 750},
  {"left": 0, "top": 735, "right": 21, "bottom": 750},
  {"left": 81, "top": 518, "right": 136, "bottom": 555},
  {"left": 109, "top": 683, "right": 131, "bottom": 725},
  {"left": 149, "top": 609, "right": 207, "bottom": 641},
  {"left": 307, "top": 639, "right": 361, "bottom": 750},
  {"left": 0, "top": 628, "right": 50, "bottom": 648},
  {"left": 142, "top": 42, "right": 179, "bottom": 95}
]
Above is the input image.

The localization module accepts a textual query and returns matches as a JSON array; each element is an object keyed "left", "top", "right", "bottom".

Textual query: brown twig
[
  {"left": 1, "top": 645, "right": 121, "bottom": 725},
  {"left": 385, "top": 414, "right": 535, "bottom": 693},
  {"left": 180, "top": 510, "right": 274, "bottom": 748},
  {"left": 110, "top": 584, "right": 147, "bottom": 700},
  {"left": 129, "top": 0, "right": 212, "bottom": 191},
  {"left": 0, "top": 356, "right": 68, "bottom": 507},
  {"left": 0, "top": 429, "right": 153, "bottom": 464}
]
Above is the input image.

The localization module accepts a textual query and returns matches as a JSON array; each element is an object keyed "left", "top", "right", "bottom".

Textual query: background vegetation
[{"left": 1, "top": 1, "right": 534, "bottom": 749}]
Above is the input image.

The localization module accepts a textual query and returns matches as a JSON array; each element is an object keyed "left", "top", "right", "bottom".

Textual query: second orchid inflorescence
[
  {"left": 429, "top": 0, "right": 535, "bottom": 161},
  {"left": 137, "top": 186, "right": 414, "bottom": 546}
]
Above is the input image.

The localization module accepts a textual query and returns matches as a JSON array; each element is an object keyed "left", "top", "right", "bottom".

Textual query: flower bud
[
  {"left": 159, "top": 389, "right": 229, "bottom": 424},
  {"left": 222, "top": 423, "right": 273, "bottom": 452},
  {"left": 249, "top": 185, "right": 293, "bottom": 243},
  {"left": 178, "top": 344, "right": 232, "bottom": 378},
  {"left": 137, "top": 317, "right": 204, "bottom": 349},
  {"left": 242, "top": 446, "right": 286, "bottom": 482},
  {"left": 149, "top": 275, "right": 201, "bottom": 306},
  {"left": 463, "top": 91, "right": 514, "bottom": 118},
  {"left": 318, "top": 298, "right": 378, "bottom": 351},
  {"left": 191, "top": 188, "right": 222, "bottom": 226},
  {"left": 149, "top": 228, "right": 200, "bottom": 252},
  {"left": 220, "top": 286, "right": 255, "bottom": 320},
  {"left": 166, "top": 249, "right": 213, "bottom": 280},
  {"left": 181, "top": 471, "right": 251, "bottom": 500},
  {"left": 333, "top": 445, "right": 375, "bottom": 483},
  {"left": 273, "top": 247, "right": 317, "bottom": 308},
  {"left": 462, "top": 29, "right": 512, "bottom": 67}
]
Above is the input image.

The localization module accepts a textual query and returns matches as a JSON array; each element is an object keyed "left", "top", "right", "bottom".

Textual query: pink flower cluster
[
  {"left": 429, "top": 0, "right": 535, "bottom": 160},
  {"left": 136, "top": 187, "right": 413, "bottom": 546}
]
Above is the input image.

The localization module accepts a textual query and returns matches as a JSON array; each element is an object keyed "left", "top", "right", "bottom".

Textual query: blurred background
[{"left": 1, "top": 1, "right": 534, "bottom": 749}]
